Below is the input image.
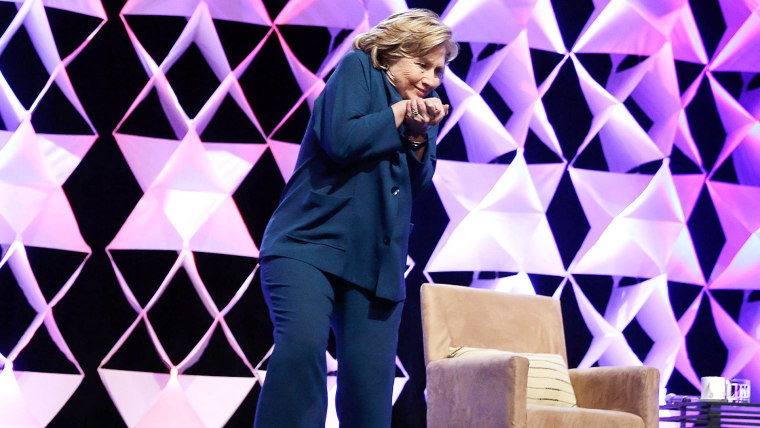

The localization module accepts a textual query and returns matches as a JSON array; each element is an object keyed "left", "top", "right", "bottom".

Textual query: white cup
[{"left": 701, "top": 376, "right": 728, "bottom": 400}]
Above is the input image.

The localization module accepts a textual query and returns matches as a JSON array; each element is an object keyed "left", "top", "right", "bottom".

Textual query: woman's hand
[
  {"left": 411, "top": 97, "right": 449, "bottom": 126},
  {"left": 391, "top": 98, "right": 450, "bottom": 138},
  {"left": 403, "top": 97, "right": 450, "bottom": 135}
]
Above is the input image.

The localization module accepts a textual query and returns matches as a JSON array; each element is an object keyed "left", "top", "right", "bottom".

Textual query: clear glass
[{"left": 728, "top": 379, "right": 751, "bottom": 403}]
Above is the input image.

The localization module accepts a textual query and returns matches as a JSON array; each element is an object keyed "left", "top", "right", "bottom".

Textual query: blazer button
[
  {"left": 391, "top": 186, "right": 400, "bottom": 195},
  {"left": 383, "top": 236, "right": 390, "bottom": 245}
]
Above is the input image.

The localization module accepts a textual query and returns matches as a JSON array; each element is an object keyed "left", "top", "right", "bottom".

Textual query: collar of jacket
[{"left": 381, "top": 65, "right": 404, "bottom": 106}]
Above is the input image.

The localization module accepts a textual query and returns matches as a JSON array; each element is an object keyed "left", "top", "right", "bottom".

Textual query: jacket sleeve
[
  {"left": 320, "top": 52, "right": 405, "bottom": 165},
  {"left": 407, "top": 124, "right": 438, "bottom": 197}
]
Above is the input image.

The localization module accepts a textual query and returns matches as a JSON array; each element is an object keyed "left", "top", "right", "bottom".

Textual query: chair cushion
[
  {"left": 449, "top": 347, "right": 577, "bottom": 408},
  {"left": 527, "top": 404, "right": 644, "bottom": 428}
]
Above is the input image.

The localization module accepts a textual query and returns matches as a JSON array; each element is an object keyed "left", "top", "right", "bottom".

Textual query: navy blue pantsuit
[
  {"left": 254, "top": 49, "right": 438, "bottom": 427},
  {"left": 254, "top": 257, "right": 403, "bottom": 428}
]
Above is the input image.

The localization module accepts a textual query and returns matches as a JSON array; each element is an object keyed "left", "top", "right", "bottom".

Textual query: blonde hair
[{"left": 353, "top": 9, "right": 459, "bottom": 70}]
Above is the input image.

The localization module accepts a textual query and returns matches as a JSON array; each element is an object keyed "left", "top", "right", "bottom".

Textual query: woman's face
[{"left": 386, "top": 45, "right": 446, "bottom": 99}]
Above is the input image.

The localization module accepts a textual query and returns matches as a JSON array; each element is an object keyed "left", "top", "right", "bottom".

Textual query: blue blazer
[{"left": 259, "top": 50, "right": 438, "bottom": 301}]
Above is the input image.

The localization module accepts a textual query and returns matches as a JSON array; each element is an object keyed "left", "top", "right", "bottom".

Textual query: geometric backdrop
[{"left": 1, "top": 0, "right": 759, "bottom": 426}]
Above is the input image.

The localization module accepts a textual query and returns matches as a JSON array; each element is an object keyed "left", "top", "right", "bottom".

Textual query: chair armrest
[
  {"left": 426, "top": 354, "right": 530, "bottom": 428},
  {"left": 568, "top": 366, "right": 659, "bottom": 428}
]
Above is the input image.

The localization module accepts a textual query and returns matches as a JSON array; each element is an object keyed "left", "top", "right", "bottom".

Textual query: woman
[{"left": 254, "top": 9, "right": 458, "bottom": 428}]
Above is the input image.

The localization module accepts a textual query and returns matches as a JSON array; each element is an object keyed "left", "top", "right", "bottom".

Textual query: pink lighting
[
  {"left": 2, "top": 0, "right": 760, "bottom": 425},
  {"left": 0, "top": 0, "right": 102, "bottom": 425}
]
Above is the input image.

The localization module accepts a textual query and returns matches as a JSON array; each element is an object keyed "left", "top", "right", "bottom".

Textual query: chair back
[{"left": 421, "top": 283, "right": 568, "bottom": 365}]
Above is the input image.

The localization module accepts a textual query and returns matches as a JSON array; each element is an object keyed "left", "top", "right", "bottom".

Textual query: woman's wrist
[{"left": 404, "top": 134, "right": 428, "bottom": 151}]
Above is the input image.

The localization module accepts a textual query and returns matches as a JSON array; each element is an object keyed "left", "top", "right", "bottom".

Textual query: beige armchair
[{"left": 421, "top": 283, "right": 659, "bottom": 428}]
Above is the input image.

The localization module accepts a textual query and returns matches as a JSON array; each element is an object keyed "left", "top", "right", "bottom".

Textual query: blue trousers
[{"left": 254, "top": 256, "right": 404, "bottom": 428}]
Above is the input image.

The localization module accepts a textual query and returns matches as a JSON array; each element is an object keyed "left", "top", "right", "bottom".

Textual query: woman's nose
[{"left": 421, "top": 71, "right": 440, "bottom": 89}]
